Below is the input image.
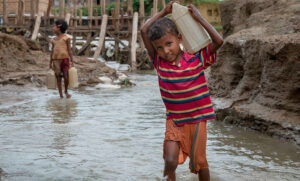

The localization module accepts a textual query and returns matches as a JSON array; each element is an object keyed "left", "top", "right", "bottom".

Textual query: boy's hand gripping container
[
  {"left": 46, "top": 70, "right": 57, "bottom": 89},
  {"left": 68, "top": 67, "right": 79, "bottom": 89},
  {"left": 171, "top": 3, "right": 211, "bottom": 54}
]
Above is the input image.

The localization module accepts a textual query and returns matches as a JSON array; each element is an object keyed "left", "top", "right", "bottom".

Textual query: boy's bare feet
[{"left": 65, "top": 92, "right": 71, "bottom": 99}]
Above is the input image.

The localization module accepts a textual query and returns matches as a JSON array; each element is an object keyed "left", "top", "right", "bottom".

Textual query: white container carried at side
[
  {"left": 68, "top": 67, "right": 79, "bottom": 88},
  {"left": 171, "top": 3, "right": 211, "bottom": 54},
  {"left": 46, "top": 70, "right": 57, "bottom": 89}
]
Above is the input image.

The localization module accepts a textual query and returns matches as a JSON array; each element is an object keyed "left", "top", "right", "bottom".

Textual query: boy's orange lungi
[{"left": 163, "top": 119, "right": 208, "bottom": 173}]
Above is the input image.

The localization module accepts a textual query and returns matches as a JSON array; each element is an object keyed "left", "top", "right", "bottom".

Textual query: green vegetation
[{"left": 52, "top": 0, "right": 220, "bottom": 17}]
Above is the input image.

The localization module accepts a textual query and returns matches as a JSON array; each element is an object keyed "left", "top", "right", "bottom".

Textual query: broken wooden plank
[
  {"left": 93, "top": 14, "right": 108, "bottom": 60},
  {"left": 31, "top": 13, "right": 42, "bottom": 40},
  {"left": 131, "top": 12, "right": 138, "bottom": 71},
  {"left": 106, "top": 31, "right": 129, "bottom": 51}
]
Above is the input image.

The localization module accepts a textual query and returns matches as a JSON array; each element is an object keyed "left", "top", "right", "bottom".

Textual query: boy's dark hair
[
  {"left": 147, "top": 17, "right": 179, "bottom": 41},
  {"left": 55, "top": 19, "right": 68, "bottom": 33}
]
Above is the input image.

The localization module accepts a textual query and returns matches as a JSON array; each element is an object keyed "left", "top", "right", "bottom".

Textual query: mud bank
[
  {"left": 0, "top": 33, "right": 131, "bottom": 88},
  {"left": 209, "top": 0, "right": 300, "bottom": 146}
]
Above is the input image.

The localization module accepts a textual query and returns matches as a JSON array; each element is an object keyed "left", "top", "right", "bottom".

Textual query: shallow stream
[{"left": 0, "top": 74, "right": 299, "bottom": 181}]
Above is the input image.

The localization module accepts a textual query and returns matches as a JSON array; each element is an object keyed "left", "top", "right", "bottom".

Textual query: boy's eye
[{"left": 167, "top": 42, "right": 172, "bottom": 46}]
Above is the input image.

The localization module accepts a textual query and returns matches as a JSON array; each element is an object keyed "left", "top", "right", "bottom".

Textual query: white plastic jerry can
[
  {"left": 68, "top": 67, "right": 79, "bottom": 89},
  {"left": 46, "top": 70, "right": 57, "bottom": 89},
  {"left": 171, "top": 3, "right": 212, "bottom": 54}
]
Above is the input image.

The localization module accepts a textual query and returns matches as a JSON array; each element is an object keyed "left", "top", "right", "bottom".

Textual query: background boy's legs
[
  {"left": 164, "top": 141, "right": 180, "bottom": 181},
  {"left": 55, "top": 75, "right": 63, "bottom": 98},
  {"left": 63, "top": 72, "right": 71, "bottom": 98}
]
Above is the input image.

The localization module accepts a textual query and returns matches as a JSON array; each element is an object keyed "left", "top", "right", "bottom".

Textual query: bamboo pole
[
  {"left": 3, "top": 0, "right": 7, "bottom": 25},
  {"left": 59, "top": 0, "right": 65, "bottom": 18},
  {"left": 93, "top": 14, "right": 108, "bottom": 60},
  {"left": 31, "top": 13, "right": 42, "bottom": 40},
  {"left": 131, "top": 12, "right": 138, "bottom": 71}
]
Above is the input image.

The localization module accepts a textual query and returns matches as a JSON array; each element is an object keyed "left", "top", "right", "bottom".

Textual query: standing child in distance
[
  {"left": 50, "top": 19, "right": 74, "bottom": 98},
  {"left": 141, "top": 1, "right": 223, "bottom": 181}
]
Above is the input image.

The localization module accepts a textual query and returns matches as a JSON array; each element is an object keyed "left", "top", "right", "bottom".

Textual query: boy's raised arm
[
  {"left": 140, "top": 1, "right": 176, "bottom": 57},
  {"left": 188, "top": 4, "right": 223, "bottom": 54}
]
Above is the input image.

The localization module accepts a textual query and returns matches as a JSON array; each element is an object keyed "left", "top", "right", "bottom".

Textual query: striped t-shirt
[{"left": 150, "top": 44, "right": 217, "bottom": 126}]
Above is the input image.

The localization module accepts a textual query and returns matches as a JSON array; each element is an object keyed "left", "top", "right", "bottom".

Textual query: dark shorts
[{"left": 53, "top": 58, "right": 70, "bottom": 76}]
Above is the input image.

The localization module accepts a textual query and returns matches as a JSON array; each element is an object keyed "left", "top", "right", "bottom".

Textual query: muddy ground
[
  {"left": 208, "top": 0, "right": 300, "bottom": 146},
  {"left": 0, "top": 33, "right": 120, "bottom": 87}
]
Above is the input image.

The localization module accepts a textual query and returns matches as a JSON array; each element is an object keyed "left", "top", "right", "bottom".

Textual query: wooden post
[
  {"left": 88, "top": 0, "right": 93, "bottom": 28},
  {"left": 74, "top": 4, "right": 77, "bottom": 27},
  {"left": 162, "top": 0, "right": 166, "bottom": 9},
  {"left": 69, "top": 9, "right": 73, "bottom": 26},
  {"left": 54, "top": 9, "right": 58, "bottom": 22},
  {"left": 131, "top": 12, "right": 138, "bottom": 71},
  {"left": 79, "top": 9, "right": 82, "bottom": 25},
  {"left": 72, "top": 32, "right": 77, "bottom": 54},
  {"left": 65, "top": 13, "right": 71, "bottom": 25},
  {"left": 114, "top": 0, "right": 120, "bottom": 61},
  {"left": 120, "top": 8, "right": 124, "bottom": 29},
  {"left": 17, "top": 0, "right": 25, "bottom": 25},
  {"left": 153, "top": 0, "right": 158, "bottom": 15},
  {"left": 72, "top": 4, "right": 77, "bottom": 54},
  {"left": 139, "top": 0, "right": 144, "bottom": 16},
  {"left": 101, "top": 0, "right": 105, "bottom": 15},
  {"left": 31, "top": 13, "right": 42, "bottom": 40},
  {"left": 59, "top": 0, "right": 65, "bottom": 18},
  {"left": 127, "top": 0, "right": 133, "bottom": 15},
  {"left": 93, "top": 14, "right": 108, "bottom": 60},
  {"left": 47, "top": 0, "right": 53, "bottom": 17},
  {"left": 3, "top": 0, "right": 7, "bottom": 25},
  {"left": 94, "top": 8, "right": 98, "bottom": 26},
  {"left": 139, "top": 0, "right": 145, "bottom": 52}
]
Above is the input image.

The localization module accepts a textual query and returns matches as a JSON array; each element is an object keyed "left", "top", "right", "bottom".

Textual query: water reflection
[
  {"left": 46, "top": 99, "right": 78, "bottom": 152},
  {"left": 46, "top": 99, "right": 78, "bottom": 124}
]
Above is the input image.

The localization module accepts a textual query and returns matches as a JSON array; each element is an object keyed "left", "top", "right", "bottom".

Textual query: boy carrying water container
[
  {"left": 141, "top": 1, "right": 223, "bottom": 180},
  {"left": 50, "top": 19, "right": 74, "bottom": 98}
]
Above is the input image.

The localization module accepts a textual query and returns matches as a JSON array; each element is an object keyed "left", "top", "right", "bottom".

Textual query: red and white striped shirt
[{"left": 150, "top": 44, "right": 217, "bottom": 126}]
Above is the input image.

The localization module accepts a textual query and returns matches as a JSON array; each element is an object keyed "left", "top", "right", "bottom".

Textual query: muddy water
[{"left": 0, "top": 74, "right": 299, "bottom": 181}]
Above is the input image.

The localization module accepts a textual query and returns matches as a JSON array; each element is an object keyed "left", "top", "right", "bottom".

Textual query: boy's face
[
  {"left": 53, "top": 25, "right": 60, "bottom": 35},
  {"left": 152, "top": 32, "right": 181, "bottom": 62}
]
